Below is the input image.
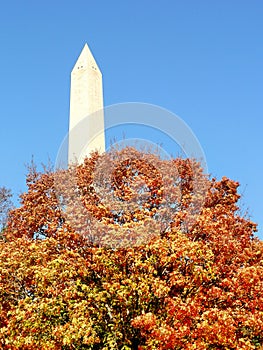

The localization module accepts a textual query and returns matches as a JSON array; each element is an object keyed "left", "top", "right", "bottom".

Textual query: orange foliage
[{"left": 0, "top": 147, "right": 262, "bottom": 349}]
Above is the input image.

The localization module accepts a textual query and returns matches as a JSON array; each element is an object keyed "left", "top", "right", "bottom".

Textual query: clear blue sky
[{"left": 0, "top": 1, "right": 262, "bottom": 238}]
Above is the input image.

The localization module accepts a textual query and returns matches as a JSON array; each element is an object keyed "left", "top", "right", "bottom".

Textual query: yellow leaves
[
  {"left": 152, "top": 280, "right": 170, "bottom": 298},
  {"left": 1, "top": 147, "right": 263, "bottom": 348}
]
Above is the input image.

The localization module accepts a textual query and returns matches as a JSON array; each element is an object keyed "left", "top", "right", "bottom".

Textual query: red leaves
[{"left": 0, "top": 147, "right": 262, "bottom": 348}]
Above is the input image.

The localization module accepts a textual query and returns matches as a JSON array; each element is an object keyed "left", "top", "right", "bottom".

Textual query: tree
[
  {"left": 0, "top": 186, "right": 13, "bottom": 235},
  {"left": 0, "top": 147, "right": 262, "bottom": 349}
]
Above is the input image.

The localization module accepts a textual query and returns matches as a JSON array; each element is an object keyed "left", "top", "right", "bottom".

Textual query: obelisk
[{"left": 68, "top": 43, "right": 105, "bottom": 163}]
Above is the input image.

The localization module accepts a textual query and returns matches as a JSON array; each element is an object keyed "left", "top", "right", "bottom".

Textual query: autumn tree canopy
[{"left": 0, "top": 147, "right": 262, "bottom": 349}]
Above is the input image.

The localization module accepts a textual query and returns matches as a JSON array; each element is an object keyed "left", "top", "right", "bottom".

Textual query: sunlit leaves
[{"left": 0, "top": 147, "right": 262, "bottom": 348}]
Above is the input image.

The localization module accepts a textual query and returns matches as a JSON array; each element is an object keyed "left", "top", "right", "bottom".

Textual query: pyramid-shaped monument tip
[{"left": 72, "top": 43, "right": 101, "bottom": 73}]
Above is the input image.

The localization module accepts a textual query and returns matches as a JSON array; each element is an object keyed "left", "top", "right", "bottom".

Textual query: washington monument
[{"left": 68, "top": 43, "right": 105, "bottom": 163}]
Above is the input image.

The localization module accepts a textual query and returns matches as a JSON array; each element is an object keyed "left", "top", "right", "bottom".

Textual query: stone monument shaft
[{"left": 68, "top": 43, "right": 105, "bottom": 163}]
